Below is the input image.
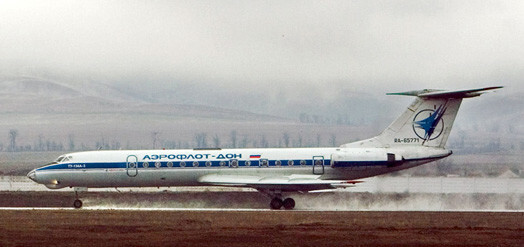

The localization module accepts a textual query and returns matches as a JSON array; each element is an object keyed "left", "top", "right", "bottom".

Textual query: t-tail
[{"left": 342, "top": 86, "right": 503, "bottom": 149}]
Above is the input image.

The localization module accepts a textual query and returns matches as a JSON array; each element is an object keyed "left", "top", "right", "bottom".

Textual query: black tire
[
  {"left": 270, "top": 198, "right": 283, "bottom": 210},
  {"left": 283, "top": 198, "right": 295, "bottom": 210},
  {"left": 73, "top": 199, "right": 83, "bottom": 209}
]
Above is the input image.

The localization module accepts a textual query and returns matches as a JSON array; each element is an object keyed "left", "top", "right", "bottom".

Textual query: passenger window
[
  {"left": 300, "top": 160, "right": 306, "bottom": 166},
  {"left": 288, "top": 160, "right": 294, "bottom": 166},
  {"left": 275, "top": 160, "right": 282, "bottom": 167},
  {"left": 155, "top": 161, "right": 161, "bottom": 168},
  {"left": 205, "top": 161, "right": 212, "bottom": 167},
  {"left": 219, "top": 161, "right": 226, "bottom": 167},
  {"left": 143, "top": 162, "right": 149, "bottom": 168},
  {"left": 180, "top": 161, "right": 186, "bottom": 167},
  {"left": 167, "top": 161, "right": 173, "bottom": 168},
  {"left": 245, "top": 160, "right": 251, "bottom": 166},
  {"left": 230, "top": 159, "right": 238, "bottom": 168},
  {"left": 193, "top": 161, "right": 199, "bottom": 167},
  {"left": 260, "top": 159, "right": 269, "bottom": 167}
]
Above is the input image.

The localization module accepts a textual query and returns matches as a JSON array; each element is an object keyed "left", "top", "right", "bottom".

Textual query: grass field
[{"left": 0, "top": 210, "right": 522, "bottom": 246}]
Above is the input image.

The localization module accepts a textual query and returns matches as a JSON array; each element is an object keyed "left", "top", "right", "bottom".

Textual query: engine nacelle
[{"left": 331, "top": 149, "right": 403, "bottom": 168}]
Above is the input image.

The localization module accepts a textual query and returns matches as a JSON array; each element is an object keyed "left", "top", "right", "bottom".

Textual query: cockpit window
[
  {"left": 54, "top": 155, "right": 72, "bottom": 163},
  {"left": 55, "top": 156, "right": 65, "bottom": 163}
]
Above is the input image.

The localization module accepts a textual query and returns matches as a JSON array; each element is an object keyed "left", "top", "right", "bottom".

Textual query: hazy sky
[{"left": 1, "top": 0, "right": 523, "bottom": 94}]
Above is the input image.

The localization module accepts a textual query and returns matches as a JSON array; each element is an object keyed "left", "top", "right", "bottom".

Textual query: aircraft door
[
  {"left": 312, "top": 156, "right": 324, "bottom": 175},
  {"left": 126, "top": 155, "right": 138, "bottom": 177}
]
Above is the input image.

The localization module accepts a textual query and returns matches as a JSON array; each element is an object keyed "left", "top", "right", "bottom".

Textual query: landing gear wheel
[
  {"left": 270, "top": 198, "right": 283, "bottom": 210},
  {"left": 282, "top": 198, "right": 295, "bottom": 210},
  {"left": 73, "top": 199, "right": 83, "bottom": 209}
]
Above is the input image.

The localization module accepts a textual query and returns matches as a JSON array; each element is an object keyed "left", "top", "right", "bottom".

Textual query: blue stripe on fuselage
[
  {"left": 35, "top": 158, "right": 402, "bottom": 171},
  {"left": 37, "top": 159, "right": 324, "bottom": 170}
]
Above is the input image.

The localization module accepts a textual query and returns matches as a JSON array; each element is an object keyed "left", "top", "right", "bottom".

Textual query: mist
[
  {"left": 1, "top": 1, "right": 524, "bottom": 93},
  {"left": 83, "top": 192, "right": 524, "bottom": 211}
]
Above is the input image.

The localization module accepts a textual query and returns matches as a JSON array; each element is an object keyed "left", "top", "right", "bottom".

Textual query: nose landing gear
[
  {"left": 72, "top": 187, "right": 87, "bottom": 209},
  {"left": 73, "top": 198, "right": 83, "bottom": 208}
]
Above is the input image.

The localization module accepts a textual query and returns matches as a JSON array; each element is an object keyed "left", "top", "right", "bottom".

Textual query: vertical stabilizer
[{"left": 341, "top": 87, "right": 502, "bottom": 149}]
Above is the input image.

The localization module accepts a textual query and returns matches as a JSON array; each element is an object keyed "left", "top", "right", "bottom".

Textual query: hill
[{"left": 0, "top": 76, "right": 372, "bottom": 151}]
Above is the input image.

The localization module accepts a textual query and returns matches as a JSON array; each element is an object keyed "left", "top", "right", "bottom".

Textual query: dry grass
[{"left": 0, "top": 210, "right": 522, "bottom": 247}]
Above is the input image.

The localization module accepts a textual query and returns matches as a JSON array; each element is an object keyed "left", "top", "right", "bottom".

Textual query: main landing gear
[
  {"left": 261, "top": 189, "right": 296, "bottom": 210},
  {"left": 270, "top": 197, "right": 295, "bottom": 210}
]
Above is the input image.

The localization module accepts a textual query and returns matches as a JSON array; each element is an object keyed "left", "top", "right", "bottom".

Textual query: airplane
[{"left": 27, "top": 86, "right": 502, "bottom": 209}]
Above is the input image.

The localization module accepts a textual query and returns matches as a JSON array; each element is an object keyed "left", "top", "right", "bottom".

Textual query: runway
[
  {"left": 1, "top": 207, "right": 523, "bottom": 212},
  {"left": 1, "top": 190, "right": 523, "bottom": 211},
  {"left": 0, "top": 207, "right": 273, "bottom": 211}
]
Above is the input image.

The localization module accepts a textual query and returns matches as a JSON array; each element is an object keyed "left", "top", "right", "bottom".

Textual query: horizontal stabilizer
[{"left": 387, "top": 86, "right": 503, "bottom": 98}]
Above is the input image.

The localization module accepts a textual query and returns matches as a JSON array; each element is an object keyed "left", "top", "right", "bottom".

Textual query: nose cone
[{"left": 27, "top": 169, "right": 37, "bottom": 182}]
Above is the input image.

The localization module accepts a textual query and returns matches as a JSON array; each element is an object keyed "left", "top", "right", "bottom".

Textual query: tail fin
[{"left": 342, "top": 87, "right": 502, "bottom": 149}]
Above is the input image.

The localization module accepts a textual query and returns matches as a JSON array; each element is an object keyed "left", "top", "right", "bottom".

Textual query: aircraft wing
[{"left": 197, "top": 174, "right": 362, "bottom": 192}]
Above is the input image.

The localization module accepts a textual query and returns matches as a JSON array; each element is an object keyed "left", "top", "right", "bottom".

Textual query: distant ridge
[{"left": 0, "top": 76, "right": 289, "bottom": 121}]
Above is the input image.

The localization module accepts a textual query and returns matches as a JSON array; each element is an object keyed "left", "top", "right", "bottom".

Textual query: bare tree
[
  {"left": 240, "top": 135, "right": 249, "bottom": 148},
  {"left": 329, "top": 133, "right": 337, "bottom": 147},
  {"left": 37, "top": 134, "right": 43, "bottom": 151},
  {"left": 230, "top": 130, "right": 237, "bottom": 148},
  {"left": 68, "top": 134, "right": 75, "bottom": 151},
  {"left": 111, "top": 140, "right": 121, "bottom": 150},
  {"left": 260, "top": 134, "right": 269, "bottom": 148},
  {"left": 282, "top": 132, "right": 290, "bottom": 148},
  {"left": 212, "top": 134, "right": 221, "bottom": 148},
  {"left": 195, "top": 132, "right": 208, "bottom": 148},
  {"left": 151, "top": 131, "right": 160, "bottom": 149},
  {"left": 8, "top": 129, "right": 18, "bottom": 152},
  {"left": 316, "top": 134, "right": 321, "bottom": 147}
]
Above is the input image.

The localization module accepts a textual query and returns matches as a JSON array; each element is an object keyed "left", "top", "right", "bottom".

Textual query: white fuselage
[{"left": 28, "top": 146, "right": 451, "bottom": 190}]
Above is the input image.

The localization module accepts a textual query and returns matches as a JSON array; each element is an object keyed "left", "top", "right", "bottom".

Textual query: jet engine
[{"left": 331, "top": 149, "right": 403, "bottom": 167}]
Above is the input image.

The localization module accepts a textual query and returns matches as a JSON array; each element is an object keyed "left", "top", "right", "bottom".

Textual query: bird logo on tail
[{"left": 412, "top": 104, "right": 447, "bottom": 143}]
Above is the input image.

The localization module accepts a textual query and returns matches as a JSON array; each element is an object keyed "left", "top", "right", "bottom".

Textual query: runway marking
[{"left": 0, "top": 207, "right": 522, "bottom": 212}]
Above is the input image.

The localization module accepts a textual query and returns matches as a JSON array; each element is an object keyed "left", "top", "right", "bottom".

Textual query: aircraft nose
[{"left": 27, "top": 169, "right": 37, "bottom": 182}]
